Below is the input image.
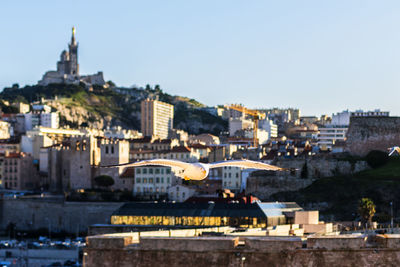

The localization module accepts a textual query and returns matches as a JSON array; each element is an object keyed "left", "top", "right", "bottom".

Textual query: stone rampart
[
  {"left": 0, "top": 198, "right": 123, "bottom": 233},
  {"left": 83, "top": 234, "right": 400, "bottom": 267},
  {"left": 307, "top": 234, "right": 367, "bottom": 249},
  {"left": 140, "top": 237, "right": 239, "bottom": 251},
  {"left": 346, "top": 116, "right": 400, "bottom": 156},
  {"left": 244, "top": 236, "right": 302, "bottom": 252}
]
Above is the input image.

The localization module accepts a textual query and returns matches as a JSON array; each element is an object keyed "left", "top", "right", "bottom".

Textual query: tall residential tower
[{"left": 141, "top": 99, "right": 174, "bottom": 139}]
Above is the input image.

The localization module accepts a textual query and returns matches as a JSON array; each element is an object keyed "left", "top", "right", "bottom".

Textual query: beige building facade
[
  {"left": 2, "top": 152, "right": 38, "bottom": 190},
  {"left": 141, "top": 99, "right": 174, "bottom": 139}
]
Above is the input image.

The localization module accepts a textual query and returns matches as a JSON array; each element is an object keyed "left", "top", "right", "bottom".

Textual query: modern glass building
[{"left": 111, "top": 202, "right": 302, "bottom": 228}]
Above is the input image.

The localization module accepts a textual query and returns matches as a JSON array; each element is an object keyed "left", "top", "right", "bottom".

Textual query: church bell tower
[{"left": 68, "top": 27, "right": 79, "bottom": 75}]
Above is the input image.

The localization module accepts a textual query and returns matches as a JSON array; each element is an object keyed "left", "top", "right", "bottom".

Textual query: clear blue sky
[{"left": 1, "top": 1, "right": 400, "bottom": 116}]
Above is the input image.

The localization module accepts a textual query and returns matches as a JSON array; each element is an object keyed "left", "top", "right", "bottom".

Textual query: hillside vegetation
[
  {"left": 272, "top": 157, "right": 400, "bottom": 222},
  {"left": 0, "top": 83, "right": 228, "bottom": 135}
]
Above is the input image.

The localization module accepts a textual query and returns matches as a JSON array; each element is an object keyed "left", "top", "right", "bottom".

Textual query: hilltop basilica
[{"left": 39, "top": 27, "right": 106, "bottom": 87}]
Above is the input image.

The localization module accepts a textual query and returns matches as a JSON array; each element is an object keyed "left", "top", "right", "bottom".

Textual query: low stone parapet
[
  {"left": 140, "top": 236, "right": 239, "bottom": 251},
  {"left": 244, "top": 237, "right": 303, "bottom": 252},
  {"left": 87, "top": 233, "right": 137, "bottom": 249},
  {"left": 376, "top": 234, "right": 400, "bottom": 248},
  {"left": 307, "top": 234, "right": 367, "bottom": 249}
]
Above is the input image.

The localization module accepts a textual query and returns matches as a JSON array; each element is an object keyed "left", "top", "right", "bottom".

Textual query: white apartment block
[
  {"left": 141, "top": 99, "right": 174, "bottom": 139},
  {"left": 259, "top": 119, "right": 278, "bottom": 138},
  {"left": 24, "top": 112, "right": 59, "bottom": 131},
  {"left": 330, "top": 109, "right": 389, "bottom": 127},
  {"left": 351, "top": 109, "right": 389, "bottom": 117},
  {"left": 40, "top": 113, "right": 59, "bottom": 129},
  {"left": 222, "top": 166, "right": 243, "bottom": 192},
  {"left": 133, "top": 166, "right": 177, "bottom": 196},
  {"left": 317, "top": 127, "right": 348, "bottom": 150}
]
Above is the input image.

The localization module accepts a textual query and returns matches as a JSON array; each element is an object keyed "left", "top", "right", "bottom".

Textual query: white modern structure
[
  {"left": 259, "top": 119, "right": 278, "bottom": 138},
  {"left": 317, "top": 126, "right": 348, "bottom": 150}
]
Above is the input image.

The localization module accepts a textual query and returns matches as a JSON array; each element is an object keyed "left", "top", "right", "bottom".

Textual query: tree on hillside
[
  {"left": 94, "top": 175, "right": 115, "bottom": 189},
  {"left": 358, "top": 198, "right": 376, "bottom": 225},
  {"left": 300, "top": 161, "right": 308, "bottom": 179},
  {"left": 365, "top": 150, "right": 389, "bottom": 169}
]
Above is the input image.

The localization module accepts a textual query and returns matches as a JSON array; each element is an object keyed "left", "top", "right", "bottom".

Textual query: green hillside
[
  {"left": 272, "top": 157, "right": 400, "bottom": 222},
  {"left": 0, "top": 83, "right": 228, "bottom": 135}
]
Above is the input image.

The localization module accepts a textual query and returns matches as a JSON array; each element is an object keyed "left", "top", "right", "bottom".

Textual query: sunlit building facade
[{"left": 111, "top": 202, "right": 302, "bottom": 228}]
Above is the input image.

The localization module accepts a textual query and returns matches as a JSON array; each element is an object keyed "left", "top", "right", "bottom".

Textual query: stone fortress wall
[
  {"left": 0, "top": 197, "right": 123, "bottom": 233},
  {"left": 84, "top": 232, "right": 400, "bottom": 267},
  {"left": 346, "top": 116, "right": 400, "bottom": 156}
]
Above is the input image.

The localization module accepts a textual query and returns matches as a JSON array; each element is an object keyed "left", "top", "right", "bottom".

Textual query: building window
[
  {"left": 143, "top": 168, "right": 147, "bottom": 174},
  {"left": 161, "top": 177, "right": 164, "bottom": 183},
  {"left": 156, "top": 177, "right": 160, "bottom": 183},
  {"left": 166, "top": 169, "right": 171, "bottom": 174},
  {"left": 136, "top": 178, "right": 140, "bottom": 183},
  {"left": 155, "top": 168, "right": 160, "bottom": 174},
  {"left": 149, "top": 168, "right": 153, "bottom": 174},
  {"left": 136, "top": 169, "right": 141, "bottom": 174},
  {"left": 105, "top": 146, "right": 109, "bottom": 154}
]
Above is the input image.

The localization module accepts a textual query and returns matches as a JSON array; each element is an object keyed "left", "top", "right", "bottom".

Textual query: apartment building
[
  {"left": 141, "top": 99, "right": 174, "bottom": 139},
  {"left": 222, "top": 166, "right": 243, "bottom": 192},
  {"left": 2, "top": 152, "right": 38, "bottom": 190},
  {"left": 133, "top": 166, "right": 177, "bottom": 197}
]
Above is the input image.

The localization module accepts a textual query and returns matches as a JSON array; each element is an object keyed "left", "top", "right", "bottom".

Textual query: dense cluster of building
[
  {"left": 0, "top": 93, "right": 391, "bottom": 201},
  {"left": 0, "top": 27, "right": 394, "bottom": 224}
]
